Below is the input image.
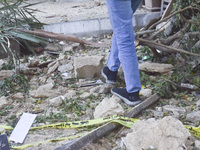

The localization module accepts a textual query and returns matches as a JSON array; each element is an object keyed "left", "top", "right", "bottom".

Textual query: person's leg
[
  {"left": 131, "top": 0, "right": 142, "bottom": 14},
  {"left": 107, "top": 33, "right": 120, "bottom": 71},
  {"left": 106, "top": 0, "right": 141, "bottom": 93}
]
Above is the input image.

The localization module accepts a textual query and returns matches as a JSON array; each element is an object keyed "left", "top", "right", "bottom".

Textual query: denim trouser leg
[{"left": 106, "top": 0, "right": 141, "bottom": 93}]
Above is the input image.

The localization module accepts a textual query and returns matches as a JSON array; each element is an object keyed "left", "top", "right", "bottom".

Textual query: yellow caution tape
[
  {"left": 0, "top": 125, "right": 13, "bottom": 130},
  {"left": 30, "top": 115, "right": 139, "bottom": 130},
  {"left": 11, "top": 132, "right": 87, "bottom": 149},
  {"left": 1, "top": 115, "right": 200, "bottom": 149},
  {"left": 185, "top": 126, "right": 200, "bottom": 139}
]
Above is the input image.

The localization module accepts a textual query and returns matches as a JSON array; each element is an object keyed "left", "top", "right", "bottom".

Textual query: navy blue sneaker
[
  {"left": 111, "top": 88, "right": 141, "bottom": 106},
  {"left": 101, "top": 66, "right": 117, "bottom": 84}
]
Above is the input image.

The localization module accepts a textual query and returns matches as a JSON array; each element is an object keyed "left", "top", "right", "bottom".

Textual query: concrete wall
[{"left": 43, "top": 12, "right": 160, "bottom": 37}]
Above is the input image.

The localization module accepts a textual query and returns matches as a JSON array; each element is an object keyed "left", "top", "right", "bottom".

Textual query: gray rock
[
  {"left": 74, "top": 56, "right": 104, "bottom": 78},
  {"left": 49, "top": 96, "right": 63, "bottom": 107},
  {"left": 186, "top": 111, "right": 200, "bottom": 122},
  {"left": 47, "top": 61, "right": 59, "bottom": 74},
  {"left": 163, "top": 105, "right": 186, "bottom": 116},
  {"left": 45, "top": 44, "right": 61, "bottom": 52},
  {"left": 58, "top": 63, "right": 73, "bottom": 73},
  {"left": 80, "top": 92, "right": 91, "bottom": 98},
  {"left": 195, "top": 140, "right": 200, "bottom": 149},
  {"left": 62, "top": 45, "right": 73, "bottom": 52},
  {"left": 93, "top": 95, "right": 124, "bottom": 119},
  {"left": 0, "top": 96, "right": 12, "bottom": 109},
  {"left": 140, "top": 89, "right": 152, "bottom": 98},
  {"left": 11, "top": 93, "right": 24, "bottom": 100},
  {"left": 196, "top": 100, "right": 200, "bottom": 107},
  {"left": 89, "top": 84, "right": 112, "bottom": 94},
  {"left": 64, "top": 90, "right": 77, "bottom": 99},
  {"left": 0, "top": 70, "right": 14, "bottom": 80},
  {"left": 30, "top": 83, "right": 60, "bottom": 98},
  {"left": 153, "top": 110, "right": 164, "bottom": 118},
  {"left": 139, "top": 62, "right": 174, "bottom": 74},
  {"left": 123, "top": 116, "right": 191, "bottom": 150}
]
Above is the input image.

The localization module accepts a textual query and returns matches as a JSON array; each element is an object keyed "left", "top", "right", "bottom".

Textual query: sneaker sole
[
  {"left": 101, "top": 69, "right": 116, "bottom": 84},
  {"left": 111, "top": 90, "right": 141, "bottom": 106}
]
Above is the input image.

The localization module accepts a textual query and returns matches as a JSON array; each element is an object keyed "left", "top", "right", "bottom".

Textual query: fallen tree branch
[
  {"left": 138, "top": 38, "right": 200, "bottom": 57},
  {"left": 158, "top": 25, "right": 190, "bottom": 45},
  {"left": 13, "top": 28, "right": 106, "bottom": 48},
  {"left": 149, "top": 6, "right": 199, "bottom": 30},
  {"left": 55, "top": 94, "right": 160, "bottom": 150},
  {"left": 180, "top": 12, "right": 197, "bottom": 25}
]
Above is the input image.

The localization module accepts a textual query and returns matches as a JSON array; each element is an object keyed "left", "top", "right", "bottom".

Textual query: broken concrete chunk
[
  {"left": 163, "top": 105, "right": 186, "bottom": 118},
  {"left": 11, "top": 93, "right": 24, "bottom": 100},
  {"left": 58, "top": 63, "right": 73, "bottom": 73},
  {"left": 45, "top": 43, "right": 62, "bottom": 52},
  {"left": 93, "top": 95, "right": 124, "bottom": 119},
  {"left": 28, "top": 60, "right": 40, "bottom": 68},
  {"left": 139, "top": 62, "right": 174, "bottom": 73},
  {"left": 140, "top": 89, "right": 152, "bottom": 98},
  {"left": 64, "top": 90, "right": 77, "bottom": 99},
  {"left": 74, "top": 56, "right": 104, "bottom": 78},
  {"left": 0, "top": 96, "right": 12, "bottom": 109},
  {"left": 49, "top": 96, "right": 63, "bottom": 107},
  {"left": 0, "top": 70, "right": 14, "bottom": 80},
  {"left": 123, "top": 116, "right": 191, "bottom": 150},
  {"left": 47, "top": 61, "right": 59, "bottom": 74},
  {"left": 180, "top": 83, "right": 198, "bottom": 90},
  {"left": 20, "top": 67, "right": 41, "bottom": 75},
  {"left": 29, "top": 83, "right": 60, "bottom": 98},
  {"left": 186, "top": 111, "right": 200, "bottom": 122}
]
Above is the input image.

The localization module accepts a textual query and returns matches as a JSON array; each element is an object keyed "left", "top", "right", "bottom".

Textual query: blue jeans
[{"left": 106, "top": 0, "right": 142, "bottom": 93}]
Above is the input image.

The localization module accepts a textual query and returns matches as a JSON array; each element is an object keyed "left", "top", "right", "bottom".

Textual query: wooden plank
[
  {"left": 55, "top": 93, "right": 160, "bottom": 150},
  {"left": 161, "top": 0, "right": 174, "bottom": 19}
]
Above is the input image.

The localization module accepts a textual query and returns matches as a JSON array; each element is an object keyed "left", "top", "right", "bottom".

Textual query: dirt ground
[
  {"left": 27, "top": 0, "right": 147, "bottom": 24},
  {"left": 27, "top": 0, "right": 108, "bottom": 24},
  {"left": 1, "top": 1, "right": 200, "bottom": 150}
]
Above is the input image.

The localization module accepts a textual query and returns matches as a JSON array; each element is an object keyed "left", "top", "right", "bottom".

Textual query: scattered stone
[
  {"left": 64, "top": 90, "right": 77, "bottom": 99},
  {"left": 186, "top": 111, "right": 200, "bottom": 122},
  {"left": 0, "top": 59, "right": 5, "bottom": 67},
  {"left": 47, "top": 61, "right": 59, "bottom": 74},
  {"left": 61, "top": 72, "right": 73, "bottom": 79},
  {"left": 28, "top": 60, "right": 40, "bottom": 68},
  {"left": 93, "top": 95, "right": 124, "bottom": 119},
  {"left": 45, "top": 43, "right": 62, "bottom": 52},
  {"left": 155, "top": 107, "right": 163, "bottom": 112},
  {"left": 80, "top": 92, "right": 91, "bottom": 98},
  {"left": 49, "top": 96, "right": 63, "bottom": 107},
  {"left": 0, "top": 96, "right": 12, "bottom": 109},
  {"left": 62, "top": 45, "right": 73, "bottom": 52},
  {"left": 58, "top": 63, "right": 73, "bottom": 73},
  {"left": 30, "top": 83, "right": 60, "bottom": 98},
  {"left": 153, "top": 110, "right": 164, "bottom": 118},
  {"left": 89, "top": 84, "right": 111, "bottom": 94},
  {"left": 58, "top": 53, "right": 66, "bottom": 60},
  {"left": 195, "top": 140, "right": 200, "bottom": 149},
  {"left": 123, "top": 116, "right": 191, "bottom": 150},
  {"left": 140, "top": 89, "right": 152, "bottom": 98},
  {"left": 0, "top": 70, "right": 14, "bottom": 80},
  {"left": 139, "top": 62, "right": 174, "bottom": 74},
  {"left": 196, "top": 100, "right": 200, "bottom": 107},
  {"left": 37, "top": 60, "right": 53, "bottom": 68},
  {"left": 20, "top": 67, "right": 41, "bottom": 75},
  {"left": 180, "top": 83, "right": 198, "bottom": 90},
  {"left": 163, "top": 105, "right": 186, "bottom": 118},
  {"left": 74, "top": 56, "right": 104, "bottom": 78},
  {"left": 11, "top": 93, "right": 24, "bottom": 100}
]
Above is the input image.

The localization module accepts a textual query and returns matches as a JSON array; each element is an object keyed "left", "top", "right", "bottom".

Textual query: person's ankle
[{"left": 101, "top": 66, "right": 117, "bottom": 84}]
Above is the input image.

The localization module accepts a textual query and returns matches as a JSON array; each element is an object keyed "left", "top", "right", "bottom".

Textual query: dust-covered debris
[
  {"left": 93, "top": 95, "right": 125, "bottom": 119},
  {"left": 123, "top": 116, "right": 191, "bottom": 150}
]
